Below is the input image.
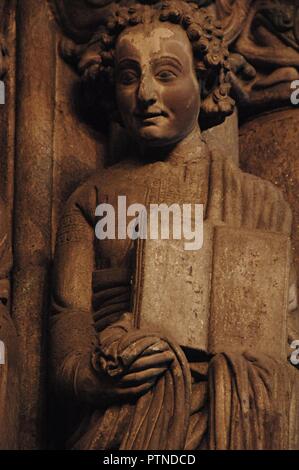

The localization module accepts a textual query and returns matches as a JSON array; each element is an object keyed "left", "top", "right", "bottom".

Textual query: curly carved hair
[{"left": 62, "top": 0, "right": 235, "bottom": 131}]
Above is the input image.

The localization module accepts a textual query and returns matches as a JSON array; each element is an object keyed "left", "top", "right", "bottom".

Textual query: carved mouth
[{"left": 135, "top": 111, "right": 168, "bottom": 121}]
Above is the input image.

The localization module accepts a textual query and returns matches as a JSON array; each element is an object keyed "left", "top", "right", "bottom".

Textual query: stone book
[{"left": 133, "top": 223, "right": 291, "bottom": 359}]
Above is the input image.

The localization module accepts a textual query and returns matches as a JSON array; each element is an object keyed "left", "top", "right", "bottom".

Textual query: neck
[{"left": 135, "top": 126, "right": 204, "bottom": 165}]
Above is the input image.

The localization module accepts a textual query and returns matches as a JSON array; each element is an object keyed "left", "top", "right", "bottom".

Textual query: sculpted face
[{"left": 115, "top": 22, "right": 201, "bottom": 147}]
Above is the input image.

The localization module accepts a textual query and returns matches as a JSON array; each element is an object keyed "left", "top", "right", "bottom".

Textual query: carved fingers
[
  {"left": 127, "top": 350, "right": 175, "bottom": 372},
  {"left": 109, "top": 378, "right": 158, "bottom": 399},
  {"left": 94, "top": 332, "right": 176, "bottom": 399},
  {"left": 109, "top": 350, "right": 174, "bottom": 399}
]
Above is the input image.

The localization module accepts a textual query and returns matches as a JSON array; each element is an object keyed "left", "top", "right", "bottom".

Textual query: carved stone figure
[
  {"left": 50, "top": 0, "right": 299, "bottom": 450},
  {"left": 213, "top": 0, "right": 299, "bottom": 113},
  {"left": 0, "top": 198, "right": 19, "bottom": 449}
]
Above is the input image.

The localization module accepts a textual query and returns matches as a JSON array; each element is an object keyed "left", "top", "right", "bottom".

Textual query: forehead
[{"left": 116, "top": 22, "right": 193, "bottom": 66}]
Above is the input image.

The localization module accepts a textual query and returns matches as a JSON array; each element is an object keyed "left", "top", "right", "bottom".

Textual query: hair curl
[{"left": 62, "top": 0, "right": 235, "bottom": 131}]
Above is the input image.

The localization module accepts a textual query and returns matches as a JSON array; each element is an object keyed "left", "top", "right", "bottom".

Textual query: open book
[{"left": 132, "top": 222, "right": 290, "bottom": 360}]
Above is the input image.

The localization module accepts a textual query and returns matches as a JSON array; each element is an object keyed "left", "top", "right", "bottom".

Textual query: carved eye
[
  {"left": 0, "top": 297, "right": 7, "bottom": 306},
  {"left": 119, "top": 70, "right": 138, "bottom": 85},
  {"left": 156, "top": 70, "right": 177, "bottom": 81}
]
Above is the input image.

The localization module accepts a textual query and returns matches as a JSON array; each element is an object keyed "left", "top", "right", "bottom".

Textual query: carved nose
[
  {"left": 138, "top": 96, "right": 157, "bottom": 111},
  {"left": 138, "top": 76, "right": 157, "bottom": 109}
]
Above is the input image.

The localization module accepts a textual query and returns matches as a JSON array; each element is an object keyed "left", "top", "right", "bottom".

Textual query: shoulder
[
  {"left": 60, "top": 163, "right": 135, "bottom": 227},
  {"left": 66, "top": 161, "right": 139, "bottom": 204},
  {"left": 56, "top": 175, "right": 99, "bottom": 233}
]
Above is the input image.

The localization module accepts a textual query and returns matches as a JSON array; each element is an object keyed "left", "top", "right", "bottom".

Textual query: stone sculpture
[{"left": 50, "top": 0, "right": 299, "bottom": 449}]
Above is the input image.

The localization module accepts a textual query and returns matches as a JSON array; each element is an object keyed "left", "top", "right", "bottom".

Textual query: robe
[{"left": 50, "top": 142, "right": 299, "bottom": 450}]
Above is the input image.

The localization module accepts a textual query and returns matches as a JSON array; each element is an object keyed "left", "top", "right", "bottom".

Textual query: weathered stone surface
[
  {"left": 134, "top": 225, "right": 290, "bottom": 360},
  {"left": 0, "top": 198, "right": 20, "bottom": 450},
  {"left": 240, "top": 109, "right": 299, "bottom": 307},
  {"left": 0, "top": 0, "right": 298, "bottom": 451},
  {"left": 13, "top": 0, "right": 56, "bottom": 449},
  {"left": 48, "top": 0, "right": 299, "bottom": 450},
  {"left": 210, "top": 226, "right": 290, "bottom": 358},
  {"left": 0, "top": 0, "right": 16, "bottom": 229},
  {"left": 134, "top": 222, "right": 214, "bottom": 351}
]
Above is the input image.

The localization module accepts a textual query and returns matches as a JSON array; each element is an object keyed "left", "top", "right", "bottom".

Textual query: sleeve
[{"left": 50, "top": 182, "right": 106, "bottom": 405}]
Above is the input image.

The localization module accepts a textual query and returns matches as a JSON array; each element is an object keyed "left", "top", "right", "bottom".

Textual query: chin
[{"left": 137, "top": 127, "right": 178, "bottom": 148}]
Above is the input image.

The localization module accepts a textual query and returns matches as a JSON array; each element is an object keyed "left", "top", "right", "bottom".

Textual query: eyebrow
[
  {"left": 152, "top": 55, "right": 184, "bottom": 70},
  {"left": 117, "top": 55, "right": 184, "bottom": 70},
  {"left": 117, "top": 58, "right": 140, "bottom": 69}
]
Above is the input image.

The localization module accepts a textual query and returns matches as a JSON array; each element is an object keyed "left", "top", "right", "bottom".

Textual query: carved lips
[{"left": 134, "top": 110, "right": 169, "bottom": 125}]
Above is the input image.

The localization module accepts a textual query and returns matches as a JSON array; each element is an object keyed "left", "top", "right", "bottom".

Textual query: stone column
[
  {"left": 0, "top": 0, "right": 19, "bottom": 451},
  {"left": 0, "top": 0, "right": 16, "bottom": 226},
  {"left": 12, "top": 0, "right": 104, "bottom": 449},
  {"left": 13, "top": 0, "right": 56, "bottom": 449}
]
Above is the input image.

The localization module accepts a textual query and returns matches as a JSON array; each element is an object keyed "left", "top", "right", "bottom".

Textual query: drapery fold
[
  {"left": 208, "top": 352, "right": 296, "bottom": 450},
  {"left": 50, "top": 149, "right": 298, "bottom": 450},
  {"left": 72, "top": 321, "right": 192, "bottom": 450},
  {"left": 69, "top": 335, "right": 296, "bottom": 450}
]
